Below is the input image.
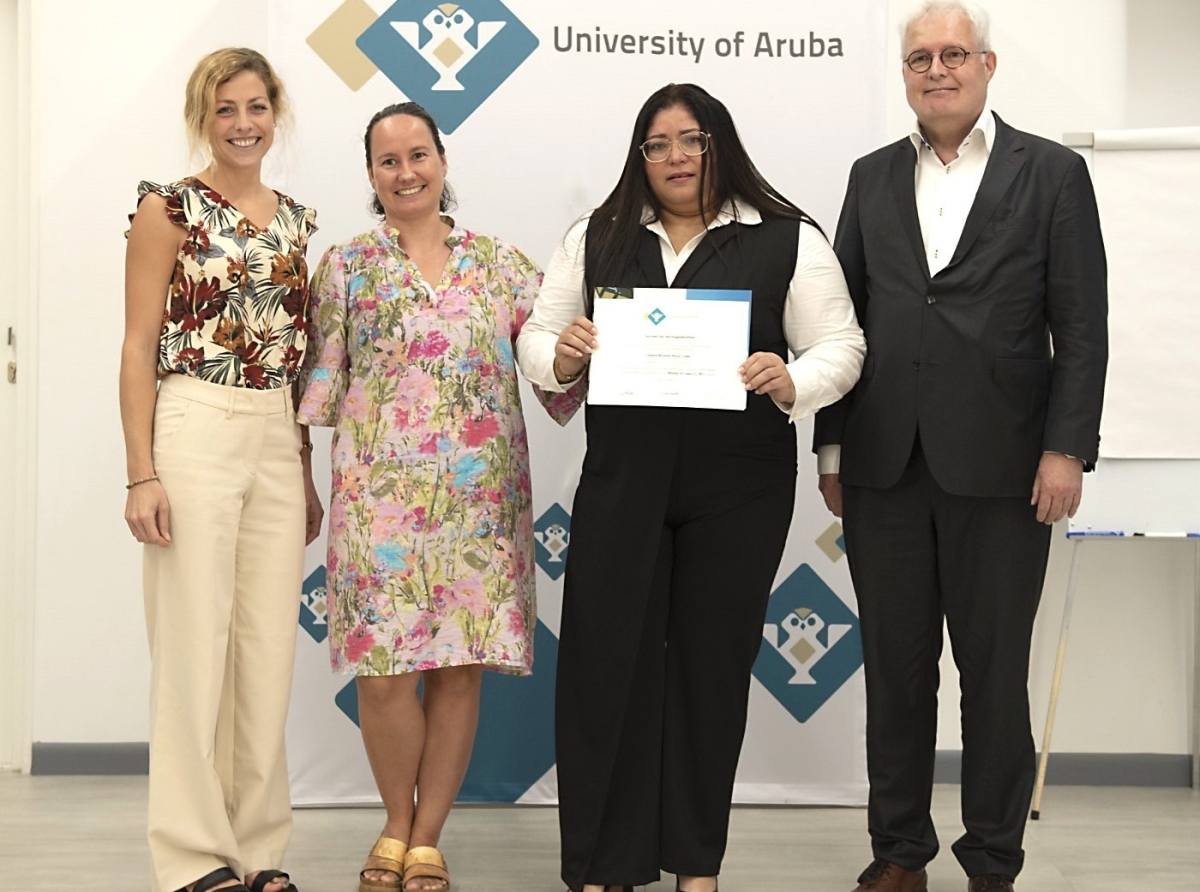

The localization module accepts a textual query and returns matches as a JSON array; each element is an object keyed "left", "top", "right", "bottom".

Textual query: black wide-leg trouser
[{"left": 555, "top": 409, "right": 796, "bottom": 890}]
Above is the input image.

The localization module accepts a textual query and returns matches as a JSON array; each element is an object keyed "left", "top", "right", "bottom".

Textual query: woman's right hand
[
  {"left": 125, "top": 480, "right": 172, "bottom": 547},
  {"left": 554, "top": 316, "right": 599, "bottom": 381}
]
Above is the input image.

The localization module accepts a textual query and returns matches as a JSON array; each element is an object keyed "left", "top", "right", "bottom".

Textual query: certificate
[{"left": 587, "top": 286, "right": 751, "bottom": 411}]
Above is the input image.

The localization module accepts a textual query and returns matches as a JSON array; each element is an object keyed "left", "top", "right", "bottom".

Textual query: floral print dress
[{"left": 299, "top": 221, "right": 542, "bottom": 676}]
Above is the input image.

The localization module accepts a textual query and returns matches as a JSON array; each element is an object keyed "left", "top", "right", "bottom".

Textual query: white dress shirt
[
  {"left": 913, "top": 105, "right": 995, "bottom": 276},
  {"left": 816, "top": 108, "right": 996, "bottom": 475},
  {"left": 516, "top": 200, "right": 865, "bottom": 423}
]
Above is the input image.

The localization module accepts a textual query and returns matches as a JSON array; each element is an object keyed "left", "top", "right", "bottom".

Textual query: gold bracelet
[
  {"left": 553, "top": 356, "right": 583, "bottom": 384},
  {"left": 126, "top": 475, "right": 159, "bottom": 490}
]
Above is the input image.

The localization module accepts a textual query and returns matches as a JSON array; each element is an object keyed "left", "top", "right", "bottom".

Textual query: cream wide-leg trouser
[{"left": 143, "top": 374, "right": 306, "bottom": 892}]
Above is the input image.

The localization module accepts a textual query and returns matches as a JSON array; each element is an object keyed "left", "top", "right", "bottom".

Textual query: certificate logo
[
  {"left": 307, "top": 0, "right": 539, "bottom": 132},
  {"left": 753, "top": 564, "right": 862, "bottom": 722},
  {"left": 647, "top": 308, "right": 667, "bottom": 326}
]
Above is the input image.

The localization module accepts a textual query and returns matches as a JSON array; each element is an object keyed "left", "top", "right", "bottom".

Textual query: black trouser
[
  {"left": 555, "top": 439, "right": 795, "bottom": 889},
  {"left": 842, "top": 441, "right": 1051, "bottom": 880}
]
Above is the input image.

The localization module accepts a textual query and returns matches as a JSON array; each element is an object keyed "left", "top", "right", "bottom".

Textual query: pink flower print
[
  {"left": 508, "top": 606, "right": 527, "bottom": 639},
  {"left": 406, "top": 618, "right": 433, "bottom": 647},
  {"left": 408, "top": 330, "right": 450, "bottom": 359},
  {"left": 461, "top": 415, "right": 500, "bottom": 448},
  {"left": 341, "top": 380, "right": 370, "bottom": 424},
  {"left": 450, "top": 573, "right": 488, "bottom": 614},
  {"left": 392, "top": 368, "right": 438, "bottom": 430},
  {"left": 344, "top": 624, "right": 378, "bottom": 666},
  {"left": 431, "top": 584, "right": 448, "bottom": 612},
  {"left": 374, "top": 502, "right": 412, "bottom": 540}
]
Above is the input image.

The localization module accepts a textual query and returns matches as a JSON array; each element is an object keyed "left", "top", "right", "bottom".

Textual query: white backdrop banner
[{"left": 273, "top": 0, "right": 887, "bottom": 806}]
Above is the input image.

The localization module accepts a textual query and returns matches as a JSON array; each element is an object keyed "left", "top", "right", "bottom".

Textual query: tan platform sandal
[
  {"left": 401, "top": 846, "right": 450, "bottom": 892},
  {"left": 359, "top": 837, "right": 408, "bottom": 892}
]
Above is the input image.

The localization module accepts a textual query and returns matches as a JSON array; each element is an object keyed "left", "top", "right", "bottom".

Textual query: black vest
[{"left": 578, "top": 215, "right": 802, "bottom": 483}]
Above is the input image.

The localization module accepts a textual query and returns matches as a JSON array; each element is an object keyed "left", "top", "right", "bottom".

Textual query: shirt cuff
[
  {"left": 817, "top": 444, "right": 841, "bottom": 475},
  {"left": 1044, "top": 450, "right": 1084, "bottom": 464}
]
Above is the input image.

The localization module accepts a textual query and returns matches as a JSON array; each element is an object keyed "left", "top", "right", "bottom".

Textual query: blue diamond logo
[
  {"left": 299, "top": 565, "right": 329, "bottom": 644},
  {"left": 356, "top": 1, "right": 539, "bottom": 133},
  {"left": 533, "top": 503, "right": 571, "bottom": 581},
  {"left": 460, "top": 619, "right": 558, "bottom": 800},
  {"left": 648, "top": 308, "right": 666, "bottom": 326},
  {"left": 334, "top": 677, "right": 360, "bottom": 725},
  {"left": 752, "top": 564, "right": 862, "bottom": 722}
]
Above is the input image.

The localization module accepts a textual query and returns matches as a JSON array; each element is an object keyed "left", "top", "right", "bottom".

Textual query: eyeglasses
[
  {"left": 904, "top": 46, "right": 986, "bottom": 73},
  {"left": 640, "top": 132, "right": 711, "bottom": 163}
]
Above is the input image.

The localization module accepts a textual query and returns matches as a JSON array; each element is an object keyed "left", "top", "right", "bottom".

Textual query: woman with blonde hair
[{"left": 121, "top": 47, "right": 321, "bottom": 892}]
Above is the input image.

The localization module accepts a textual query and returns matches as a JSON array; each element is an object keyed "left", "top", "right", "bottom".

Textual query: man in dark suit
[{"left": 814, "top": 3, "right": 1107, "bottom": 891}]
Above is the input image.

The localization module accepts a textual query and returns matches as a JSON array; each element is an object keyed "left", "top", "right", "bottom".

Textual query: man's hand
[
  {"left": 819, "top": 473, "right": 843, "bottom": 518},
  {"left": 1030, "top": 452, "right": 1084, "bottom": 525}
]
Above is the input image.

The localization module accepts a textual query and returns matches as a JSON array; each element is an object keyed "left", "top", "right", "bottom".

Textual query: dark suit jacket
[{"left": 814, "top": 113, "right": 1108, "bottom": 498}]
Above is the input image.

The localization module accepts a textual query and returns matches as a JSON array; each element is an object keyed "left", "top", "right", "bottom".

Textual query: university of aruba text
[{"left": 552, "top": 27, "right": 845, "bottom": 63}]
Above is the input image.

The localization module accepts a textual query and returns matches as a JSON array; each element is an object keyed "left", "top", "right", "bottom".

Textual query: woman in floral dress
[{"left": 298, "top": 103, "right": 540, "bottom": 892}]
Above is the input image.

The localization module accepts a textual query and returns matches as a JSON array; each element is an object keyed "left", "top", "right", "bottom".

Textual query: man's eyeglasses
[
  {"left": 640, "top": 132, "right": 711, "bottom": 163},
  {"left": 904, "top": 46, "right": 986, "bottom": 73}
]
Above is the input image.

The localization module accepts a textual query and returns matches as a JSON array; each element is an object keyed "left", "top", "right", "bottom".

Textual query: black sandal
[
  {"left": 187, "top": 867, "right": 250, "bottom": 892},
  {"left": 249, "top": 870, "right": 298, "bottom": 892}
]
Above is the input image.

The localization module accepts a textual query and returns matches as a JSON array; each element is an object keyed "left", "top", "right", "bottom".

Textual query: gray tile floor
[{"left": 1, "top": 773, "right": 1197, "bottom": 891}]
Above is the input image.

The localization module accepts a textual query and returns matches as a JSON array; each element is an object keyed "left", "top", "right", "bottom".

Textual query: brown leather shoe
[
  {"left": 967, "top": 877, "right": 1014, "bottom": 892},
  {"left": 851, "top": 858, "right": 928, "bottom": 891}
]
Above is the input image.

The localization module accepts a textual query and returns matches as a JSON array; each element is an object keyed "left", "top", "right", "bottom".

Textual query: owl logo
[
  {"left": 533, "top": 522, "right": 570, "bottom": 564},
  {"left": 299, "top": 566, "right": 330, "bottom": 644},
  {"left": 390, "top": 3, "right": 507, "bottom": 91},
  {"left": 301, "top": 586, "right": 328, "bottom": 626},
  {"left": 762, "top": 607, "right": 852, "bottom": 685}
]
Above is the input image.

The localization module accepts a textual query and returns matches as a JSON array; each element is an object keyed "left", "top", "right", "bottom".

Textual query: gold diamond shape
[
  {"left": 815, "top": 522, "right": 846, "bottom": 562},
  {"left": 431, "top": 37, "right": 465, "bottom": 68},
  {"left": 307, "top": 0, "right": 380, "bottom": 92}
]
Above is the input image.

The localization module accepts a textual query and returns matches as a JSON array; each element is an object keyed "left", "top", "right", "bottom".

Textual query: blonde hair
[{"left": 183, "top": 48, "right": 291, "bottom": 160}]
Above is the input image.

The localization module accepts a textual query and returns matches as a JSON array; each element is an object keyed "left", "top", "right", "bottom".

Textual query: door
[{"left": 0, "top": 0, "right": 29, "bottom": 773}]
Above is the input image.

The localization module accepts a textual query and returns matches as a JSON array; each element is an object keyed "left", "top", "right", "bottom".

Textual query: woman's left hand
[
  {"left": 739, "top": 352, "right": 796, "bottom": 405},
  {"left": 302, "top": 459, "right": 324, "bottom": 545}
]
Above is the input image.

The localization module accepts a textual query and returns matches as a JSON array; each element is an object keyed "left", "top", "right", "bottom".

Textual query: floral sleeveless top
[{"left": 133, "top": 178, "right": 318, "bottom": 389}]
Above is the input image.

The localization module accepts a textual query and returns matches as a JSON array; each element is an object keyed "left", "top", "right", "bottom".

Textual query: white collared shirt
[
  {"left": 516, "top": 200, "right": 865, "bottom": 423},
  {"left": 911, "top": 105, "right": 996, "bottom": 276}
]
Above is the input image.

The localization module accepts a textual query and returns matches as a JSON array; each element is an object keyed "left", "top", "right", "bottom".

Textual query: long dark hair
[
  {"left": 587, "top": 83, "right": 814, "bottom": 293},
  {"left": 364, "top": 101, "right": 457, "bottom": 217}
]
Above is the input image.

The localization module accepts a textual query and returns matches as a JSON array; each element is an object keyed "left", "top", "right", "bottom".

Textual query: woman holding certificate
[{"left": 517, "top": 83, "right": 865, "bottom": 892}]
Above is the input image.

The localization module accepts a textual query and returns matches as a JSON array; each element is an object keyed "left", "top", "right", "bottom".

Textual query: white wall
[{"left": 23, "top": 0, "right": 1199, "bottom": 762}]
